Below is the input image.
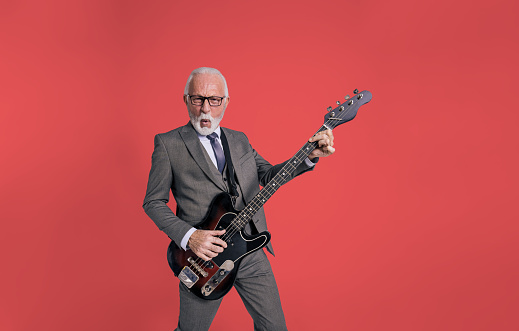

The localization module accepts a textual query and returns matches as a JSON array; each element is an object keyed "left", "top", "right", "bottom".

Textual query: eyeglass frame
[{"left": 186, "top": 94, "right": 227, "bottom": 107}]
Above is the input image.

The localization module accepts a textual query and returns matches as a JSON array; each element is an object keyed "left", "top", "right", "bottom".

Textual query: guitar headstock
[{"left": 323, "top": 89, "right": 372, "bottom": 130}]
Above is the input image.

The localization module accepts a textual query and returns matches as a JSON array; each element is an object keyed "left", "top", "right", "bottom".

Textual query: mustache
[{"left": 197, "top": 113, "right": 214, "bottom": 121}]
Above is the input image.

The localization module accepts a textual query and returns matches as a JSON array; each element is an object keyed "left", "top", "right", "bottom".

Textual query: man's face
[{"left": 184, "top": 73, "right": 229, "bottom": 135}]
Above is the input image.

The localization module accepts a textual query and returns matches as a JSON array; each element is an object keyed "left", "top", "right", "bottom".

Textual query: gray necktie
[{"left": 207, "top": 132, "right": 225, "bottom": 173}]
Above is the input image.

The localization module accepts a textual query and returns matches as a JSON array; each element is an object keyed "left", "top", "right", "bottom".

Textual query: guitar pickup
[
  {"left": 188, "top": 256, "right": 208, "bottom": 277},
  {"left": 178, "top": 266, "right": 199, "bottom": 288}
]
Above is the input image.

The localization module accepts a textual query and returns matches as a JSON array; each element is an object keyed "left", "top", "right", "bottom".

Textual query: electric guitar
[{"left": 167, "top": 89, "right": 372, "bottom": 300}]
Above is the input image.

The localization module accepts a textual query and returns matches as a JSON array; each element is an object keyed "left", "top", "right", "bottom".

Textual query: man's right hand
[{"left": 187, "top": 229, "right": 228, "bottom": 261}]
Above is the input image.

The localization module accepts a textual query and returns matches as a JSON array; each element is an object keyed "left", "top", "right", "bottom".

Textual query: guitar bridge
[
  {"left": 178, "top": 266, "right": 199, "bottom": 288},
  {"left": 201, "top": 260, "right": 234, "bottom": 296}
]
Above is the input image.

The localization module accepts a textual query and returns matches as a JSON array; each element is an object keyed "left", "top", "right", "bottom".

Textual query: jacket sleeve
[{"left": 142, "top": 134, "right": 193, "bottom": 246}]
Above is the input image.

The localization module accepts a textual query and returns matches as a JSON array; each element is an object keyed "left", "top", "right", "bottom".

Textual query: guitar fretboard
[{"left": 227, "top": 125, "right": 328, "bottom": 233}]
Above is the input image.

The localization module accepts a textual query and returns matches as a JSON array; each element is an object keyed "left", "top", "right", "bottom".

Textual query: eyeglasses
[{"left": 187, "top": 95, "right": 226, "bottom": 107}]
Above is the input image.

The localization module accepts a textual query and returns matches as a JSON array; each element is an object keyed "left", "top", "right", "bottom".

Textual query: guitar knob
[
  {"left": 336, "top": 101, "right": 340, "bottom": 105},
  {"left": 353, "top": 89, "right": 359, "bottom": 94},
  {"left": 327, "top": 106, "right": 332, "bottom": 112},
  {"left": 344, "top": 95, "right": 350, "bottom": 100}
]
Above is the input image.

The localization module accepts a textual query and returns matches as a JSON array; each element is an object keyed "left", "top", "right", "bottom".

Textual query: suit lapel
[
  {"left": 222, "top": 127, "right": 244, "bottom": 188},
  {"left": 179, "top": 123, "right": 226, "bottom": 191}
]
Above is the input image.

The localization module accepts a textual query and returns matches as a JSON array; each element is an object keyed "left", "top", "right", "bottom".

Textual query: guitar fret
[{"left": 231, "top": 131, "right": 321, "bottom": 231}]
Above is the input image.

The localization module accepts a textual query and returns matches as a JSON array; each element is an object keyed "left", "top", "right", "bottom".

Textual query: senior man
[{"left": 143, "top": 67, "right": 335, "bottom": 330}]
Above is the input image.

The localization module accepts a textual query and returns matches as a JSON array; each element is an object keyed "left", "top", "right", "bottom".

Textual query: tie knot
[{"left": 207, "top": 132, "right": 218, "bottom": 141}]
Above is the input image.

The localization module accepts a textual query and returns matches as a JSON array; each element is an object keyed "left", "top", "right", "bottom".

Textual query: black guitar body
[{"left": 167, "top": 192, "right": 271, "bottom": 300}]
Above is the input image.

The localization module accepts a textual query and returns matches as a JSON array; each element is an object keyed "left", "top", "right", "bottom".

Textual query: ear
[
  {"left": 183, "top": 95, "right": 188, "bottom": 105},
  {"left": 224, "top": 96, "right": 230, "bottom": 108}
]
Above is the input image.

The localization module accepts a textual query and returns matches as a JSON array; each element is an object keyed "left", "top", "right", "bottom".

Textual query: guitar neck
[
  {"left": 226, "top": 89, "right": 372, "bottom": 232},
  {"left": 231, "top": 125, "right": 329, "bottom": 230}
]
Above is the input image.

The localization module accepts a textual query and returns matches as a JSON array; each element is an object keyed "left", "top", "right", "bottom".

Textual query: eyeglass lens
[{"left": 190, "top": 96, "right": 223, "bottom": 106}]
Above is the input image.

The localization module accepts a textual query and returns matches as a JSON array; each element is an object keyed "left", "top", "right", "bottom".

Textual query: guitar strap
[{"left": 220, "top": 130, "right": 239, "bottom": 205}]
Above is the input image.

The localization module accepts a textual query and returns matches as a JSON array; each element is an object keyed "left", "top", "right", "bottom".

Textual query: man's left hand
[{"left": 308, "top": 129, "right": 335, "bottom": 159}]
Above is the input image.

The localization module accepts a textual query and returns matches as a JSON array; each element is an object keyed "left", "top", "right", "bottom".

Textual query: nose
[{"left": 201, "top": 98, "right": 211, "bottom": 114}]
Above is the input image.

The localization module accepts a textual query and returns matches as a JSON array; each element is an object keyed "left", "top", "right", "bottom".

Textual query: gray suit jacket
[{"left": 143, "top": 123, "right": 314, "bottom": 255}]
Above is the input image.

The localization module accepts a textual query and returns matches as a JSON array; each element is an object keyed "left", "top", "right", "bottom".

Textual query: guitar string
[
  {"left": 219, "top": 99, "right": 359, "bottom": 242},
  {"left": 190, "top": 98, "right": 360, "bottom": 273},
  {"left": 188, "top": 139, "right": 323, "bottom": 272},
  {"left": 218, "top": 136, "right": 320, "bottom": 242},
  {"left": 189, "top": 108, "right": 353, "bottom": 274},
  {"left": 189, "top": 96, "right": 363, "bottom": 275}
]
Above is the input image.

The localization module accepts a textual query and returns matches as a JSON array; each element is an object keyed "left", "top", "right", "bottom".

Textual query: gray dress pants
[{"left": 175, "top": 249, "right": 288, "bottom": 331}]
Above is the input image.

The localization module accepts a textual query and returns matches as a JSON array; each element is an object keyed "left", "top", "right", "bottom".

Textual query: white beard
[{"left": 188, "top": 110, "right": 224, "bottom": 136}]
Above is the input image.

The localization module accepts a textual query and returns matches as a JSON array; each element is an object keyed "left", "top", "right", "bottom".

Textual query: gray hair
[{"left": 184, "top": 67, "right": 229, "bottom": 97}]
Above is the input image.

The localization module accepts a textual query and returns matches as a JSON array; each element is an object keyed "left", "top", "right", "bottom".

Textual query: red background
[{"left": 1, "top": 0, "right": 518, "bottom": 330}]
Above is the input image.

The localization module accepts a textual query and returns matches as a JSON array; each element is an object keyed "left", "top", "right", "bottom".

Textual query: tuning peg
[
  {"left": 353, "top": 89, "right": 359, "bottom": 94},
  {"left": 336, "top": 101, "right": 341, "bottom": 105},
  {"left": 327, "top": 106, "right": 332, "bottom": 112},
  {"left": 344, "top": 95, "right": 350, "bottom": 100}
]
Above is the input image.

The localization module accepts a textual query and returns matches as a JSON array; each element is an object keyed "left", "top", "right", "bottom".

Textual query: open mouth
[{"left": 200, "top": 119, "right": 211, "bottom": 127}]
